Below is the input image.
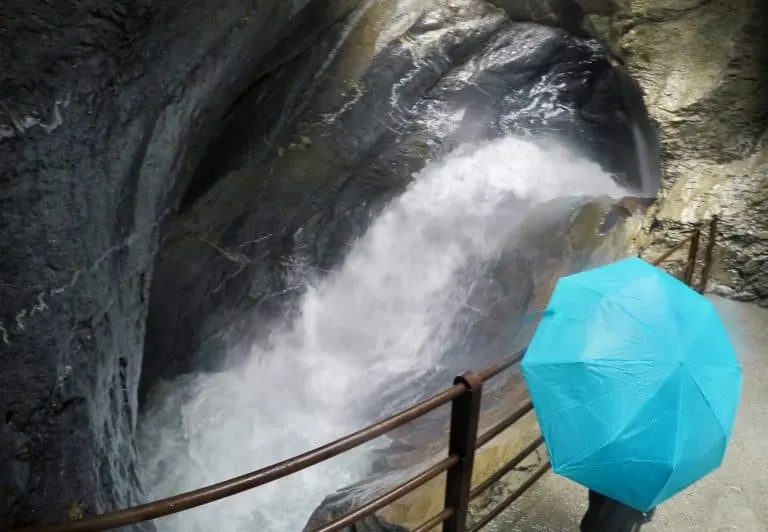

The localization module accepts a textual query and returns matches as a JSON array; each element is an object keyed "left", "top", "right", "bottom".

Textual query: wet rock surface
[
  {"left": 584, "top": 0, "right": 768, "bottom": 305},
  {"left": 304, "top": 487, "right": 409, "bottom": 532},
  {"left": 0, "top": 0, "right": 329, "bottom": 526},
  {"left": 1, "top": 0, "right": 654, "bottom": 528},
  {"left": 144, "top": 0, "right": 655, "bottom": 398}
]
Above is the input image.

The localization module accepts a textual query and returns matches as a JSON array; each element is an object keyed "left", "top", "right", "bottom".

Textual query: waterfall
[{"left": 137, "top": 135, "right": 627, "bottom": 532}]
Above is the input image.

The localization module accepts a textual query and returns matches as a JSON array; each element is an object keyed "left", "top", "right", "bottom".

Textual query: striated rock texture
[
  {"left": 0, "top": 0, "right": 329, "bottom": 527},
  {"left": 1, "top": 0, "right": 656, "bottom": 528},
  {"left": 584, "top": 0, "right": 768, "bottom": 304}
]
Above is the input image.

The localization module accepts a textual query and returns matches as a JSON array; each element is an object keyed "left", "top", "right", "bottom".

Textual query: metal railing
[
  {"left": 17, "top": 216, "right": 718, "bottom": 532},
  {"left": 647, "top": 216, "right": 718, "bottom": 292},
  {"left": 17, "top": 350, "right": 546, "bottom": 532}
]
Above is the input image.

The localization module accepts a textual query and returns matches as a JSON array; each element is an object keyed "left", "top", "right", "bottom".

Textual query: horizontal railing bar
[
  {"left": 411, "top": 507, "right": 455, "bottom": 532},
  {"left": 649, "top": 220, "right": 710, "bottom": 267},
  {"left": 17, "top": 348, "right": 530, "bottom": 532},
  {"left": 312, "top": 455, "right": 459, "bottom": 532},
  {"left": 469, "top": 437, "right": 544, "bottom": 501},
  {"left": 475, "top": 401, "right": 533, "bottom": 449},
  {"left": 651, "top": 233, "right": 695, "bottom": 266},
  {"left": 19, "top": 385, "right": 466, "bottom": 532},
  {"left": 466, "top": 461, "right": 552, "bottom": 532},
  {"left": 477, "top": 348, "right": 525, "bottom": 382}
]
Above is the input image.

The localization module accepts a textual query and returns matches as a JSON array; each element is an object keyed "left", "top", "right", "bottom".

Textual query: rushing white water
[{"left": 138, "top": 136, "right": 626, "bottom": 532}]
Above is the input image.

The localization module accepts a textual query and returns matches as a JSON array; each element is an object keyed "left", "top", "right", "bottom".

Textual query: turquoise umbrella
[{"left": 520, "top": 257, "right": 743, "bottom": 512}]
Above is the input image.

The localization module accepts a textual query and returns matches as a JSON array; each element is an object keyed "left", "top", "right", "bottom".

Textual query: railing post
[
  {"left": 443, "top": 371, "right": 483, "bottom": 532},
  {"left": 698, "top": 216, "right": 718, "bottom": 293},
  {"left": 683, "top": 228, "right": 700, "bottom": 286}
]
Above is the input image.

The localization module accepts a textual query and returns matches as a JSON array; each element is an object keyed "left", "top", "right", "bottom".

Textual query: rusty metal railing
[
  {"left": 648, "top": 216, "right": 718, "bottom": 293},
  {"left": 18, "top": 219, "right": 719, "bottom": 532},
  {"left": 16, "top": 349, "right": 544, "bottom": 532}
]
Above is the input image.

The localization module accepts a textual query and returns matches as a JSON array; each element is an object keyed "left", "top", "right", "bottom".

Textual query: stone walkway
[{"left": 487, "top": 296, "right": 768, "bottom": 532}]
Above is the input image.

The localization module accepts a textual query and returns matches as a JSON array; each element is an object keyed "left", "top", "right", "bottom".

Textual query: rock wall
[
  {"left": 0, "top": 0, "right": 328, "bottom": 527},
  {"left": 585, "top": 0, "right": 768, "bottom": 304}
]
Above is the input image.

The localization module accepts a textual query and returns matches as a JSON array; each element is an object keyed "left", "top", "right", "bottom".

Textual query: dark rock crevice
[{"left": 178, "top": 0, "right": 364, "bottom": 212}]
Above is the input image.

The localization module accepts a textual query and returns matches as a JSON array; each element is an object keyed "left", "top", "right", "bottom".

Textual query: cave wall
[
  {"left": 584, "top": 0, "right": 768, "bottom": 304},
  {"left": 0, "top": 0, "right": 325, "bottom": 526}
]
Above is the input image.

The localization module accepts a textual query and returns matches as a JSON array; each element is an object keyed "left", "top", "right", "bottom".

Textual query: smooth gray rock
[
  {"left": 600, "top": 0, "right": 768, "bottom": 306},
  {"left": 304, "top": 487, "right": 408, "bottom": 532},
  {"left": 0, "top": 0, "right": 327, "bottom": 527}
]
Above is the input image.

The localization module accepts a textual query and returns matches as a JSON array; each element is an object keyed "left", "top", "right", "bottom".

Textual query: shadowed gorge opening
[{"left": 138, "top": 0, "right": 663, "bottom": 407}]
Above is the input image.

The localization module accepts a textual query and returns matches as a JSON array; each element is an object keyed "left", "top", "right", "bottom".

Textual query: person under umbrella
[{"left": 521, "top": 257, "right": 743, "bottom": 525}]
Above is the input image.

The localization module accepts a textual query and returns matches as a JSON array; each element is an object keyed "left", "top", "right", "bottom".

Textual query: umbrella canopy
[{"left": 520, "top": 257, "right": 743, "bottom": 512}]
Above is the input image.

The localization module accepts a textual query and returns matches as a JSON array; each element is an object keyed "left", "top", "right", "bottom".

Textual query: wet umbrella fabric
[{"left": 520, "top": 257, "right": 743, "bottom": 512}]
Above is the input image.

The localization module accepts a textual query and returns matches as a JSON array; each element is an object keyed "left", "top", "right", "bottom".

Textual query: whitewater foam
[{"left": 138, "top": 136, "right": 626, "bottom": 531}]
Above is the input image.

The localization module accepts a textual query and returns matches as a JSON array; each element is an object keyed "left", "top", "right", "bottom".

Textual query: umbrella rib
[
  {"left": 650, "top": 367, "right": 685, "bottom": 508},
  {"left": 685, "top": 369, "right": 730, "bottom": 436},
  {"left": 563, "top": 458, "right": 670, "bottom": 467},
  {"left": 522, "top": 371, "right": 627, "bottom": 469},
  {"left": 555, "top": 369, "right": 678, "bottom": 471},
  {"left": 566, "top": 278, "right": 676, "bottom": 358}
]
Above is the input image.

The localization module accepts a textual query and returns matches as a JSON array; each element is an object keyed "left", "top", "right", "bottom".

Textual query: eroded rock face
[
  {"left": 584, "top": 0, "right": 768, "bottom": 304},
  {"left": 304, "top": 488, "right": 408, "bottom": 532},
  {"left": 0, "top": 0, "right": 334, "bottom": 526},
  {"left": 1, "top": 0, "right": 655, "bottom": 528},
  {"left": 144, "top": 0, "right": 655, "bottom": 397}
]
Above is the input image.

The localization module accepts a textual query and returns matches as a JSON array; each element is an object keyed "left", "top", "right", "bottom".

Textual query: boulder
[{"left": 304, "top": 487, "right": 408, "bottom": 532}]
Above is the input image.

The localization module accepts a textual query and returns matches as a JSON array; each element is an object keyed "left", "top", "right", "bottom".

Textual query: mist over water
[{"left": 138, "top": 136, "right": 627, "bottom": 532}]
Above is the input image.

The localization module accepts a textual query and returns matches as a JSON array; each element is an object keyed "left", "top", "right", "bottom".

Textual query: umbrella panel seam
[{"left": 542, "top": 368, "right": 677, "bottom": 471}]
